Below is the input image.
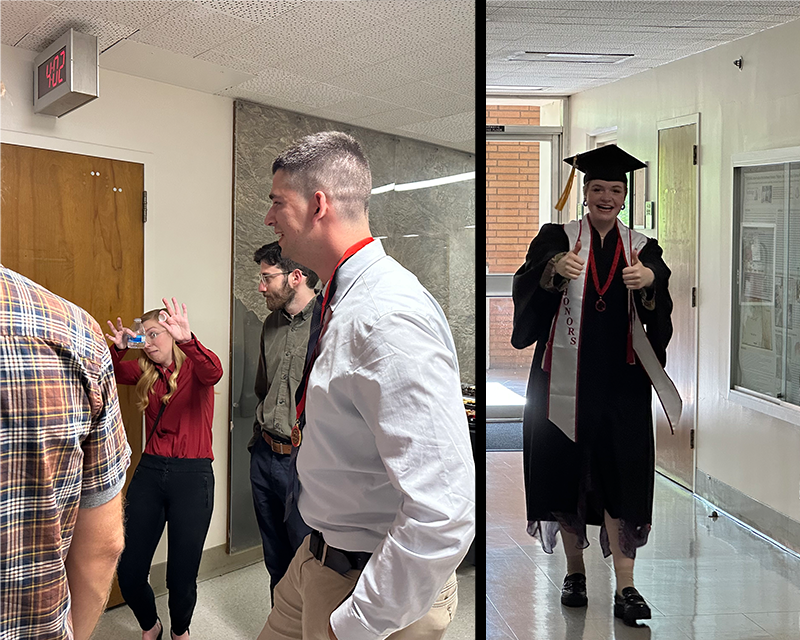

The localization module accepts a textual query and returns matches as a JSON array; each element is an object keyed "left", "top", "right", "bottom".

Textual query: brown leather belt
[{"left": 262, "top": 431, "right": 293, "bottom": 455}]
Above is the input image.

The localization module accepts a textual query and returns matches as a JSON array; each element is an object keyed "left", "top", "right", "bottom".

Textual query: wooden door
[
  {"left": 1, "top": 143, "right": 144, "bottom": 607},
  {"left": 655, "top": 124, "right": 698, "bottom": 490}
]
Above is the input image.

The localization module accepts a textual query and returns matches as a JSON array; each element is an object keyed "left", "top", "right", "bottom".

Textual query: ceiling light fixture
[
  {"left": 508, "top": 51, "right": 634, "bottom": 64},
  {"left": 486, "top": 85, "right": 547, "bottom": 94}
]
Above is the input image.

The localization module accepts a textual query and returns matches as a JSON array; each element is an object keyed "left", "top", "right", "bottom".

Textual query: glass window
[{"left": 732, "top": 162, "right": 800, "bottom": 404}]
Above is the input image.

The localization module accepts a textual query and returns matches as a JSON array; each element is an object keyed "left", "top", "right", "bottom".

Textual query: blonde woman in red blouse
[{"left": 106, "top": 298, "right": 222, "bottom": 640}]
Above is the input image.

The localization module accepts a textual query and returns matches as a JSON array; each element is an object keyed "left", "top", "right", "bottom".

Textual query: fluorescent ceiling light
[
  {"left": 509, "top": 51, "right": 633, "bottom": 64},
  {"left": 464, "top": 224, "right": 476, "bottom": 229},
  {"left": 486, "top": 85, "right": 546, "bottom": 94},
  {"left": 373, "top": 235, "right": 388, "bottom": 240},
  {"left": 372, "top": 171, "right": 475, "bottom": 194},
  {"left": 402, "top": 234, "right": 420, "bottom": 238}
]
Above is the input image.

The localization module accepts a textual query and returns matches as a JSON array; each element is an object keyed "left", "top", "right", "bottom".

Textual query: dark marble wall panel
[{"left": 232, "top": 101, "right": 475, "bottom": 381}]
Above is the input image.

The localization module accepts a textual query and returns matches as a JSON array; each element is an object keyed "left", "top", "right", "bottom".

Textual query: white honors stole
[{"left": 543, "top": 217, "right": 682, "bottom": 441}]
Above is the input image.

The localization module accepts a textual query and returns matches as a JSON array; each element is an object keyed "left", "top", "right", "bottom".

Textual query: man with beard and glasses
[{"left": 249, "top": 241, "right": 319, "bottom": 602}]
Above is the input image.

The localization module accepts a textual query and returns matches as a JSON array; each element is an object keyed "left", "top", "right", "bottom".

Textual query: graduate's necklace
[{"left": 588, "top": 233, "right": 623, "bottom": 312}]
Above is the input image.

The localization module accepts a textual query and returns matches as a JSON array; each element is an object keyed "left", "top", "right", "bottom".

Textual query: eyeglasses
[
  {"left": 259, "top": 272, "right": 289, "bottom": 286},
  {"left": 144, "top": 330, "right": 165, "bottom": 343}
]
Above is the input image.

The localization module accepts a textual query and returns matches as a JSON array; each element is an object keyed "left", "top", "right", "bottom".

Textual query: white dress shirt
[{"left": 297, "top": 239, "right": 475, "bottom": 640}]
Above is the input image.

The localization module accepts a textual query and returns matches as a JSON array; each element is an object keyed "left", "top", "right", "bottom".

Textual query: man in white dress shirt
[{"left": 257, "top": 131, "right": 475, "bottom": 640}]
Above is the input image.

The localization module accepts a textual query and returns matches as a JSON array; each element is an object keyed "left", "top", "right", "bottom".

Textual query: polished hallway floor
[
  {"left": 94, "top": 559, "right": 475, "bottom": 639},
  {"left": 487, "top": 452, "right": 800, "bottom": 640}
]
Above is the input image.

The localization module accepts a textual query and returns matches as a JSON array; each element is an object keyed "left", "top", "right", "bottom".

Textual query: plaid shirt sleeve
[{"left": 79, "top": 320, "right": 131, "bottom": 508}]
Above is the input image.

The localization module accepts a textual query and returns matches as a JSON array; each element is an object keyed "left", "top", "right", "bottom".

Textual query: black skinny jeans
[{"left": 117, "top": 454, "right": 214, "bottom": 635}]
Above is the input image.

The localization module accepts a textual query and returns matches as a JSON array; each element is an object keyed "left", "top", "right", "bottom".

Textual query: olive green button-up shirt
[{"left": 249, "top": 296, "right": 316, "bottom": 448}]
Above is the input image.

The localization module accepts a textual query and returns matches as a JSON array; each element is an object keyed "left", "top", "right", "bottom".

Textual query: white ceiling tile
[
  {"left": 398, "top": 110, "right": 475, "bottom": 143},
  {"left": 273, "top": 47, "right": 364, "bottom": 82},
  {"left": 196, "top": 49, "right": 266, "bottom": 75},
  {"left": 0, "top": 0, "right": 60, "bottom": 47},
  {"left": 354, "top": 107, "right": 434, "bottom": 129},
  {"left": 130, "top": 2, "right": 259, "bottom": 57},
  {"left": 317, "top": 95, "right": 396, "bottom": 119},
  {"left": 192, "top": 0, "right": 298, "bottom": 24},
  {"left": 326, "top": 66, "right": 416, "bottom": 96},
  {"left": 332, "top": 25, "right": 441, "bottom": 68},
  {"left": 425, "top": 68, "right": 475, "bottom": 96},
  {"left": 21, "top": 2, "right": 144, "bottom": 52}
]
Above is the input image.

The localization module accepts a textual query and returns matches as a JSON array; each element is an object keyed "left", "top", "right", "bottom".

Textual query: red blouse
[{"left": 110, "top": 334, "right": 223, "bottom": 460}]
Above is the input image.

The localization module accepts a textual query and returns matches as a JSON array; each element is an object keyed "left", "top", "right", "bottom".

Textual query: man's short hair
[
  {"left": 272, "top": 131, "right": 372, "bottom": 221},
  {"left": 254, "top": 242, "right": 319, "bottom": 289}
]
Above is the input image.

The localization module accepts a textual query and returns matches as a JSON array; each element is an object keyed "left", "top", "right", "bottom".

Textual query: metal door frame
[
  {"left": 656, "top": 113, "right": 701, "bottom": 491},
  {"left": 486, "top": 126, "right": 563, "bottom": 420}
]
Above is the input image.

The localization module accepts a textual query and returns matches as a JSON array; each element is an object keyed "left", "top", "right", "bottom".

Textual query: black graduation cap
[
  {"left": 564, "top": 144, "right": 646, "bottom": 184},
  {"left": 555, "top": 144, "right": 646, "bottom": 211}
]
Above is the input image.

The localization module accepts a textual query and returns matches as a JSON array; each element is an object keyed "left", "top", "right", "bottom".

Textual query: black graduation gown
[{"left": 511, "top": 222, "right": 673, "bottom": 538}]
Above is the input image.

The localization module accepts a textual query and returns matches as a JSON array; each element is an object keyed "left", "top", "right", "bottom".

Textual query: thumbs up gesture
[
  {"left": 622, "top": 249, "right": 655, "bottom": 290},
  {"left": 555, "top": 238, "right": 585, "bottom": 280}
]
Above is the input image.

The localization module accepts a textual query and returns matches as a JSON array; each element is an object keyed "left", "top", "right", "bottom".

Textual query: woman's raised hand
[
  {"left": 555, "top": 238, "right": 585, "bottom": 280},
  {"left": 105, "top": 317, "right": 133, "bottom": 349},
  {"left": 160, "top": 297, "right": 192, "bottom": 343}
]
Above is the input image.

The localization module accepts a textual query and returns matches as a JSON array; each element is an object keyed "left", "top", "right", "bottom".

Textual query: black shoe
[
  {"left": 560, "top": 573, "right": 588, "bottom": 607},
  {"left": 614, "top": 587, "right": 651, "bottom": 626}
]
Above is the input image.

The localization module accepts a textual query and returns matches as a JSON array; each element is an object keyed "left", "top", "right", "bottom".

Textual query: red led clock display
[{"left": 37, "top": 46, "right": 67, "bottom": 98}]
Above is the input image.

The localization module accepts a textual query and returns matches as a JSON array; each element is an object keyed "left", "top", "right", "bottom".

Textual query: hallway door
[
  {"left": 1, "top": 143, "right": 144, "bottom": 607},
  {"left": 655, "top": 120, "right": 698, "bottom": 490}
]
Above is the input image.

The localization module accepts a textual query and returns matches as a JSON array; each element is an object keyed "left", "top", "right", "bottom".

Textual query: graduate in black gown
[{"left": 511, "top": 145, "right": 675, "bottom": 626}]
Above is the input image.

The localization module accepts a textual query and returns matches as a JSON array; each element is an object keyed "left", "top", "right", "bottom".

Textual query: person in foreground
[
  {"left": 0, "top": 265, "right": 131, "bottom": 640},
  {"left": 249, "top": 242, "right": 316, "bottom": 600},
  {"left": 258, "top": 131, "right": 475, "bottom": 640},
  {"left": 106, "top": 298, "right": 223, "bottom": 640},
  {"left": 511, "top": 145, "right": 678, "bottom": 626}
]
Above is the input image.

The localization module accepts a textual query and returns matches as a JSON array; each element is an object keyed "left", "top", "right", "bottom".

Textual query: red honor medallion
[{"left": 291, "top": 420, "right": 302, "bottom": 447}]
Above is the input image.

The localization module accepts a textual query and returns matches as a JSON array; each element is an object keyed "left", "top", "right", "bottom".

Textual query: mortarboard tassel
[{"left": 555, "top": 160, "right": 577, "bottom": 212}]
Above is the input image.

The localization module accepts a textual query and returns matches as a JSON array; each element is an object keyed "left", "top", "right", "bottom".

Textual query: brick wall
[{"left": 486, "top": 105, "right": 541, "bottom": 370}]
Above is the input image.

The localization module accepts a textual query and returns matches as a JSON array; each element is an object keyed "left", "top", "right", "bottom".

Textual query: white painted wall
[
  {"left": 567, "top": 20, "right": 800, "bottom": 524},
  {"left": 1, "top": 44, "right": 234, "bottom": 563}
]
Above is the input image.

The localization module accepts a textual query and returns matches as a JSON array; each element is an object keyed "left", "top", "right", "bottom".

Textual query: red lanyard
[
  {"left": 588, "top": 233, "right": 622, "bottom": 312},
  {"left": 293, "top": 237, "right": 375, "bottom": 435}
]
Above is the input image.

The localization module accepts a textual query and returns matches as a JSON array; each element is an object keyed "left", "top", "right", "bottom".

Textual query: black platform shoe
[
  {"left": 560, "top": 573, "right": 588, "bottom": 607},
  {"left": 614, "top": 587, "right": 651, "bottom": 626}
]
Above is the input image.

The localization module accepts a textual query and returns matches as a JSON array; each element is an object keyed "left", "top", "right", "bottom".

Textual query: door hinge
[
  {"left": 692, "top": 287, "right": 697, "bottom": 307},
  {"left": 693, "top": 145, "right": 698, "bottom": 165},
  {"left": 690, "top": 429, "right": 695, "bottom": 449},
  {"left": 142, "top": 190, "right": 148, "bottom": 223}
]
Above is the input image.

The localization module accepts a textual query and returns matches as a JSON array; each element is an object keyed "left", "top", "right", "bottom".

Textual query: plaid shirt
[{"left": 0, "top": 267, "right": 131, "bottom": 640}]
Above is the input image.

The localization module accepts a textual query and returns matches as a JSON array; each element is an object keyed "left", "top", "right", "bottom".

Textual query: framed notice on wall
[{"left": 731, "top": 148, "right": 800, "bottom": 405}]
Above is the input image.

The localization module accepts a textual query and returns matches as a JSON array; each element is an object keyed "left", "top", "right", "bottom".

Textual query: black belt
[{"left": 309, "top": 530, "right": 372, "bottom": 575}]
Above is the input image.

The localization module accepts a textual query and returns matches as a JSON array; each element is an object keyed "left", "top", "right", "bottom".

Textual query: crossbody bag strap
[{"left": 144, "top": 402, "right": 167, "bottom": 451}]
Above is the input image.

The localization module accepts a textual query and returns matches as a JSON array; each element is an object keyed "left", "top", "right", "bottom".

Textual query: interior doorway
[
  {"left": 654, "top": 118, "right": 700, "bottom": 491},
  {"left": 1, "top": 143, "right": 145, "bottom": 606}
]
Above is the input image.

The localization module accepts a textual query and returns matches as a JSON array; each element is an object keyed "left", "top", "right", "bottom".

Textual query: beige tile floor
[
  {"left": 488, "top": 451, "right": 800, "bottom": 640},
  {"left": 94, "top": 559, "right": 475, "bottom": 639}
]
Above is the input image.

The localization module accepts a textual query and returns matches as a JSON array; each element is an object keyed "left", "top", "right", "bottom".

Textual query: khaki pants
[{"left": 258, "top": 534, "right": 458, "bottom": 640}]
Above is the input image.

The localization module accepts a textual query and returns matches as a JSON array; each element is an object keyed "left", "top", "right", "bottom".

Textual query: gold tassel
[{"left": 555, "top": 162, "right": 577, "bottom": 212}]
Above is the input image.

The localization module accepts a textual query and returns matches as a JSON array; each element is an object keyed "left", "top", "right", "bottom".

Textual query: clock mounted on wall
[{"left": 33, "top": 29, "right": 99, "bottom": 117}]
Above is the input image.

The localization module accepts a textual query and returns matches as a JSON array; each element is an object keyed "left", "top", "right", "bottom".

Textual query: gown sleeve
[
  {"left": 511, "top": 224, "right": 570, "bottom": 350},
  {"left": 634, "top": 238, "right": 673, "bottom": 366}
]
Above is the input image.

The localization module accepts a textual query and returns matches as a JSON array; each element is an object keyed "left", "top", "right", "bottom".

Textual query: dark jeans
[
  {"left": 117, "top": 454, "right": 214, "bottom": 636},
  {"left": 250, "top": 434, "right": 312, "bottom": 602}
]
